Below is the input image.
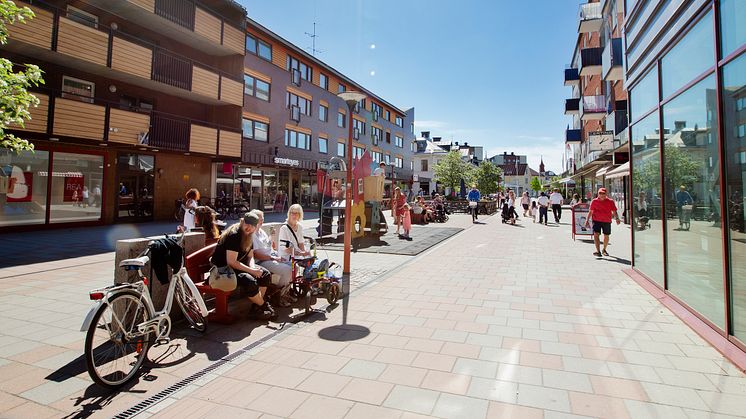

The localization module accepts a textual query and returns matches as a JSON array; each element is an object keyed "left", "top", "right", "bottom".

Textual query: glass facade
[
  {"left": 0, "top": 149, "right": 49, "bottom": 227},
  {"left": 51, "top": 152, "right": 104, "bottom": 223}
]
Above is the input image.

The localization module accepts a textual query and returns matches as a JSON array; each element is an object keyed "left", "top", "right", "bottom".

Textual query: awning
[
  {"left": 557, "top": 177, "right": 576, "bottom": 184},
  {"left": 605, "top": 162, "right": 629, "bottom": 179},
  {"left": 595, "top": 166, "right": 611, "bottom": 177}
]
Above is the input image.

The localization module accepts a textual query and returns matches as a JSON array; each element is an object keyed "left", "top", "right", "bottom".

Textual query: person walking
[
  {"left": 393, "top": 186, "right": 406, "bottom": 235},
  {"left": 520, "top": 191, "right": 530, "bottom": 217},
  {"left": 468, "top": 184, "right": 481, "bottom": 223},
  {"left": 585, "top": 188, "right": 621, "bottom": 257},
  {"left": 537, "top": 191, "right": 550, "bottom": 225},
  {"left": 676, "top": 185, "right": 694, "bottom": 229},
  {"left": 549, "top": 188, "right": 564, "bottom": 223},
  {"left": 183, "top": 188, "right": 200, "bottom": 231},
  {"left": 81, "top": 186, "right": 90, "bottom": 208}
]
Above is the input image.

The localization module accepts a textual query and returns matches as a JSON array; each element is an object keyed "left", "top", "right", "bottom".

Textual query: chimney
[
  {"left": 421, "top": 131, "right": 430, "bottom": 139},
  {"left": 454, "top": 141, "right": 459, "bottom": 146},
  {"left": 511, "top": 152, "right": 514, "bottom": 155},
  {"left": 674, "top": 121, "right": 686, "bottom": 131},
  {"left": 464, "top": 142, "right": 468, "bottom": 147},
  {"left": 503, "top": 151, "right": 507, "bottom": 155}
]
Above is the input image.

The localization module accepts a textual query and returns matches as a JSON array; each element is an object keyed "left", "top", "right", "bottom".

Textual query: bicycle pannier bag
[{"left": 209, "top": 265, "right": 237, "bottom": 292}]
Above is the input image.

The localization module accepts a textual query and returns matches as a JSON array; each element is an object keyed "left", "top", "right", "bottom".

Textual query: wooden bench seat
[{"left": 184, "top": 243, "right": 236, "bottom": 324}]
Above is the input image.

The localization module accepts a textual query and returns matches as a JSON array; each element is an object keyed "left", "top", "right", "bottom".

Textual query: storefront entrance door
[{"left": 116, "top": 154, "right": 154, "bottom": 222}]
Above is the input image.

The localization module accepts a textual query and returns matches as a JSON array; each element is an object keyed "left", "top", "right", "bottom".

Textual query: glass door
[{"left": 116, "top": 154, "right": 154, "bottom": 222}]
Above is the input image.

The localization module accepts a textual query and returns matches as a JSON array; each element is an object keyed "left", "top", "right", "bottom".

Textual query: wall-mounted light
[
  {"left": 108, "top": 85, "right": 117, "bottom": 93},
  {"left": 157, "top": 168, "right": 164, "bottom": 178}
]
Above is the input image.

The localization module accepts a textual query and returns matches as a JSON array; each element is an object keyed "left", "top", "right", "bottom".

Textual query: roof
[
  {"left": 414, "top": 139, "right": 448, "bottom": 154},
  {"left": 499, "top": 164, "right": 529, "bottom": 176},
  {"left": 247, "top": 18, "right": 409, "bottom": 116},
  {"left": 528, "top": 168, "right": 541, "bottom": 176}
]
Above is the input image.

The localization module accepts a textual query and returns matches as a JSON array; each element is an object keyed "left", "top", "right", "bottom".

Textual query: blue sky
[{"left": 239, "top": 0, "right": 581, "bottom": 173}]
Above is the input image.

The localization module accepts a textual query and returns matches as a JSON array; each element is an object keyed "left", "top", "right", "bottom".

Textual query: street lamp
[{"left": 337, "top": 91, "right": 366, "bottom": 275}]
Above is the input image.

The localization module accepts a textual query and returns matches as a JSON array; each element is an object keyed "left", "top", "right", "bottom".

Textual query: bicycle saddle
[{"left": 119, "top": 256, "right": 150, "bottom": 267}]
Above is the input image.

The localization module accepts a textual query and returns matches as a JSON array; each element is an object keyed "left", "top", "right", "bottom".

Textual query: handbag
[{"left": 208, "top": 265, "right": 237, "bottom": 292}]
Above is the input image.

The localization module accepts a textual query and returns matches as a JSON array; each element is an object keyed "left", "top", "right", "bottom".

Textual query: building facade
[
  {"left": 488, "top": 152, "right": 532, "bottom": 195},
  {"left": 626, "top": 0, "right": 746, "bottom": 354},
  {"left": 0, "top": 0, "right": 246, "bottom": 231},
  {"left": 412, "top": 133, "right": 448, "bottom": 196},
  {"left": 226, "top": 18, "right": 416, "bottom": 213}
]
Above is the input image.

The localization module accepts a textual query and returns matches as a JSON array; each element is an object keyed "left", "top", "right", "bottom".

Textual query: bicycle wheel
[
  {"left": 175, "top": 278, "right": 207, "bottom": 332},
  {"left": 85, "top": 290, "right": 152, "bottom": 389},
  {"left": 326, "top": 282, "right": 341, "bottom": 305}
]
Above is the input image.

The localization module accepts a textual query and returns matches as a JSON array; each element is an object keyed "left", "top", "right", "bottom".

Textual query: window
[
  {"left": 421, "top": 160, "right": 428, "bottom": 171},
  {"left": 62, "top": 76, "right": 94, "bottom": 103},
  {"left": 630, "top": 67, "right": 659, "bottom": 121},
  {"left": 371, "top": 151, "right": 382, "bottom": 162},
  {"left": 411, "top": 123, "right": 414, "bottom": 134},
  {"left": 285, "top": 129, "right": 311, "bottom": 150},
  {"left": 395, "top": 157, "right": 403, "bottom": 168},
  {"left": 395, "top": 135, "right": 403, "bottom": 148},
  {"left": 736, "top": 97, "right": 746, "bottom": 111},
  {"left": 338, "top": 83, "right": 346, "bottom": 93},
  {"left": 244, "top": 75, "right": 270, "bottom": 101},
  {"left": 353, "top": 118, "right": 366, "bottom": 137},
  {"left": 385, "top": 154, "right": 391, "bottom": 164},
  {"left": 318, "top": 137, "right": 328, "bottom": 153},
  {"left": 371, "top": 102, "right": 383, "bottom": 118},
  {"left": 246, "top": 34, "right": 272, "bottom": 61},
  {"left": 738, "top": 124, "right": 746, "bottom": 138},
  {"left": 337, "top": 142, "right": 345, "bottom": 157},
  {"left": 410, "top": 161, "right": 414, "bottom": 170},
  {"left": 337, "top": 111, "right": 345, "bottom": 128},
  {"left": 66, "top": 6, "right": 98, "bottom": 28},
  {"left": 320, "top": 73, "right": 329, "bottom": 90},
  {"left": 371, "top": 126, "right": 383, "bottom": 144},
  {"left": 287, "top": 55, "right": 312, "bottom": 81},
  {"left": 242, "top": 118, "right": 268, "bottom": 142},
  {"left": 661, "top": 11, "right": 714, "bottom": 99},
  {"left": 319, "top": 104, "right": 328, "bottom": 122},
  {"left": 0, "top": 149, "right": 49, "bottom": 226},
  {"left": 395, "top": 115, "right": 404, "bottom": 127},
  {"left": 719, "top": 0, "right": 746, "bottom": 58},
  {"left": 385, "top": 110, "right": 391, "bottom": 121},
  {"left": 353, "top": 146, "right": 364, "bottom": 159},
  {"left": 386, "top": 131, "right": 391, "bottom": 143},
  {"left": 286, "top": 92, "right": 311, "bottom": 116}
]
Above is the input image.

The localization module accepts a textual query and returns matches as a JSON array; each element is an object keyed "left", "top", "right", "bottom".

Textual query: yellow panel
[
  {"left": 7, "top": 4, "right": 53, "bottom": 50},
  {"left": 57, "top": 18, "right": 108, "bottom": 66},
  {"left": 318, "top": 132, "right": 328, "bottom": 138},
  {"left": 53, "top": 98, "right": 105, "bottom": 140},
  {"left": 192, "top": 66, "right": 219, "bottom": 99},
  {"left": 286, "top": 86, "right": 312, "bottom": 101},
  {"left": 108, "top": 108, "right": 150, "bottom": 145},
  {"left": 194, "top": 7, "right": 221, "bottom": 45},
  {"left": 9, "top": 93, "right": 48, "bottom": 133},
  {"left": 285, "top": 124, "right": 311, "bottom": 135},
  {"left": 271, "top": 43, "right": 286, "bottom": 69},
  {"left": 218, "top": 130, "right": 241, "bottom": 157},
  {"left": 319, "top": 99, "right": 329, "bottom": 107},
  {"left": 220, "top": 76, "right": 243, "bottom": 106},
  {"left": 242, "top": 111, "right": 269, "bottom": 124},
  {"left": 128, "top": 0, "right": 154, "bottom": 12},
  {"left": 245, "top": 68, "right": 271, "bottom": 83},
  {"left": 189, "top": 124, "right": 217, "bottom": 154},
  {"left": 111, "top": 36, "right": 152, "bottom": 80},
  {"left": 222, "top": 24, "right": 245, "bottom": 55}
]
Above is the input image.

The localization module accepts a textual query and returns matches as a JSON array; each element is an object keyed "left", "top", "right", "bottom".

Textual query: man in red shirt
[{"left": 585, "top": 188, "right": 621, "bottom": 257}]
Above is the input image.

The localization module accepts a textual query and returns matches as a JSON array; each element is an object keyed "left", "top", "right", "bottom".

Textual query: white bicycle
[{"left": 80, "top": 232, "right": 208, "bottom": 389}]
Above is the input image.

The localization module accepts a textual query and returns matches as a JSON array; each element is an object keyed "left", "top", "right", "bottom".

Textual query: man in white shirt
[
  {"left": 537, "top": 192, "right": 550, "bottom": 225},
  {"left": 250, "top": 210, "right": 293, "bottom": 306},
  {"left": 372, "top": 162, "right": 386, "bottom": 177},
  {"left": 549, "top": 188, "right": 564, "bottom": 223}
]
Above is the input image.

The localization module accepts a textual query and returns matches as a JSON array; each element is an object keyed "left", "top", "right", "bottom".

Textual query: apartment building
[
  {"left": 0, "top": 0, "right": 246, "bottom": 230},
  {"left": 625, "top": 0, "right": 746, "bottom": 358},
  {"left": 487, "top": 152, "right": 532, "bottom": 195},
  {"left": 226, "top": 18, "right": 416, "bottom": 213},
  {"left": 412, "top": 132, "right": 448, "bottom": 196},
  {"left": 564, "top": 0, "right": 629, "bottom": 215}
]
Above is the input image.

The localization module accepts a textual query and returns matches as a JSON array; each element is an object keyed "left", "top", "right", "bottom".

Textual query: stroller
[
  {"left": 433, "top": 203, "right": 449, "bottom": 223},
  {"left": 501, "top": 202, "right": 517, "bottom": 225}
]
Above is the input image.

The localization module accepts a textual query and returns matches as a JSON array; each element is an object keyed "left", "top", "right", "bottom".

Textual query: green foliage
[
  {"left": 663, "top": 145, "right": 702, "bottom": 192},
  {"left": 433, "top": 151, "right": 472, "bottom": 193},
  {"left": 550, "top": 176, "right": 561, "bottom": 190},
  {"left": 472, "top": 161, "right": 502, "bottom": 195},
  {"left": 0, "top": 0, "right": 44, "bottom": 153},
  {"left": 530, "top": 177, "right": 542, "bottom": 192}
]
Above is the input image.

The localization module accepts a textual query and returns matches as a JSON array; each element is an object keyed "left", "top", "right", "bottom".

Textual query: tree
[
  {"left": 663, "top": 145, "right": 702, "bottom": 193},
  {"left": 433, "top": 151, "right": 471, "bottom": 195},
  {"left": 550, "top": 176, "right": 562, "bottom": 191},
  {"left": 530, "top": 177, "right": 542, "bottom": 194},
  {"left": 472, "top": 161, "right": 502, "bottom": 195},
  {"left": 0, "top": 0, "right": 44, "bottom": 153}
]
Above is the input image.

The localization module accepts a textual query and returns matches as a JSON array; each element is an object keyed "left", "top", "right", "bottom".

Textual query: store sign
[
  {"left": 274, "top": 157, "right": 300, "bottom": 167},
  {"left": 588, "top": 131, "right": 614, "bottom": 152}
]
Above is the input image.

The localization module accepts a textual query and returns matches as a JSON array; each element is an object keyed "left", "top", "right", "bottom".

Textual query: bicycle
[
  {"left": 80, "top": 231, "right": 209, "bottom": 389},
  {"left": 469, "top": 200, "right": 478, "bottom": 223}
]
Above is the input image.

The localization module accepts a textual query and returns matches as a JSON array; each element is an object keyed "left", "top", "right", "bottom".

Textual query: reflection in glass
[
  {"left": 722, "top": 53, "right": 746, "bottom": 340},
  {"left": 630, "top": 66, "right": 658, "bottom": 122},
  {"left": 661, "top": 11, "right": 714, "bottom": 99},
  {"left": 0, "top": 149, "right": 49, "bottom": 226},
  {"left": 50, "top": 152, "right": 104, "bottom": 223},
  {"left": 264, "top": 170, "right": 277, "bottom": 212},
  {"left": 632, "top": 111, "right": 665, "bottom": 286},
  {"left": 662, "top": 74, "right": 724, "bottom": 329},
  {"left": 719, "top": 0, "right": 746, "bottom": 59}
]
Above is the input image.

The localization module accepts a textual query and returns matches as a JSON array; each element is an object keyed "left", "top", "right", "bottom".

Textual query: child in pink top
[{"left": 401, "top": 203, "right": 412, "bottom": 239}]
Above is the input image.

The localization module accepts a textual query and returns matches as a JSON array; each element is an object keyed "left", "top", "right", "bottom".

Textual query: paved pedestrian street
[{"left": 2, "top": 213, "right": 746, "bottom": 418}]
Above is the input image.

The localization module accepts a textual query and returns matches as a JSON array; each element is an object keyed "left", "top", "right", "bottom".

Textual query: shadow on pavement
[{"left": 317, "top": 324, "right": 370, "bottom": 342}]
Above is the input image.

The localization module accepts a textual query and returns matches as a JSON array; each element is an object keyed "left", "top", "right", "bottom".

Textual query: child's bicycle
[
  {"left": 282, "top": 237, "right": 343, "bottom": 315},
  {"left": 80, "top": 231, "right": 208, "bottom": 389}
]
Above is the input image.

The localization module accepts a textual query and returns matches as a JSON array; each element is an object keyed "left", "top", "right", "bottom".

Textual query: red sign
[
  {"left": 6, "top": 171, "right": 33, "bottom": 203},
  {"left": 64, "top": 176, "right": 84, "bottom": 202}
]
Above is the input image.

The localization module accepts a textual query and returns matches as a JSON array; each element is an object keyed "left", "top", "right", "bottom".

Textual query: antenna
[{"left": 305, "top": 22, "right": 323, "bottom": 56}]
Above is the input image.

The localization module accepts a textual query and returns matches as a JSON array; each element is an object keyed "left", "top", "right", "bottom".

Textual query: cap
[
  {"left": 242, "top": 212, "right": 260, "bottom": 226},
  {"left": 598, "top": 188, "right": 608, "bottom": 194}
]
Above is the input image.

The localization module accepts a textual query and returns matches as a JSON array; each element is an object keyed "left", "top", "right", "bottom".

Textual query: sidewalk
[{"left": 117, "top": 214, "right": 746, "bottom": 418}]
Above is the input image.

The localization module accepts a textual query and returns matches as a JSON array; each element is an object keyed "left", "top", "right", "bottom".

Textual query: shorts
[
  {"left": 522, "top": 204, "right": 529, "bottom": 210},
  {"left": 236, "top": 267, "right": 272, "bottom": 297},
  {"left": 592, "top": 221, "right": 612, "bottom": 235}
]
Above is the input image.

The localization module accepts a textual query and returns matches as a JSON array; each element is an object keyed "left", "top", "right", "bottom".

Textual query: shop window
[
  {"left": 62, "top": 76, "right": 95, "bottom": 103},
  {"left": 49, "top": 152, "right": 104, "bottom": 224},
  {"left": 0, "top": 149, "right": 49, "bottom": 227}
]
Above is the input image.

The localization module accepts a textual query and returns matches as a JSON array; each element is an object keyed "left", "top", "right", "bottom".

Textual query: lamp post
[{"left": 337, "top": 91, "right": 366, "bottom": 275}]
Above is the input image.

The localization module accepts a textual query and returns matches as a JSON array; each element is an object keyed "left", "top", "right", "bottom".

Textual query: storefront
[{"left": 0, "top": 146, "right": 106, "bottom": 229}]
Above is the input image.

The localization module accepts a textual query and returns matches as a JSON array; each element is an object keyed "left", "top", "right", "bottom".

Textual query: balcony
[
  {"left": 566, "top": 128, "right": 582, "bottom": 142},
  {"left": 580, "top": 95, "right": 607, "bottom": 120},
  {"left": 564, "top": 67, "right": 579, "bottom": 86},
  {"left": 81, "top": 0, "right": 245, "bottom": 56},
  {"left": 53, "top": 98, "right": 106, "bottom": 141},
  {"left": 579, "top": 47, "right": 603, "bottom": 76},
  {"left": 9, "top": 93, "right": 49, "bottom": 133},
  {"left": 2, "top": 3, "right": 242, "bottom": 107},
  {"left": 602, "top": 38, "right": 624, "bottom": 81},
  {"left": 578, "top": 2, "right": 602, "bottom": 33},
  {"left": 565, "top": 98, "right": 580, "bottom": 115}
]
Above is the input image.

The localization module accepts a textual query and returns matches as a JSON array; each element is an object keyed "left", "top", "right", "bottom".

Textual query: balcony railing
[
  {"left": 155, "top": 0, "right": 196, "bottom": 30},
  {"left": 578, "top": 2, "right": 602, "bottom": 33},
  {"left": 566, "top": 128, "right": 582, "bottom": 142},
  {"left": 152, "top": 49, "right": 193, "bottom": 91},
  {"left": 579, "top": 47, "right": 603, "bottom": 76},
  {"left": 602, "top": 38, "right": 624, "bottom": 81},
  {"left": 565, "top": 98, "right": 580, "bottom": 115},
  {"left": 150, "top": 113, "right": 191, "bottom": 151},
  {"left": 564, "top": 67, "right": 579, "bottom": 86},
  {"left": 581, "top": 95, "right": 607, "bottom": 120}
]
